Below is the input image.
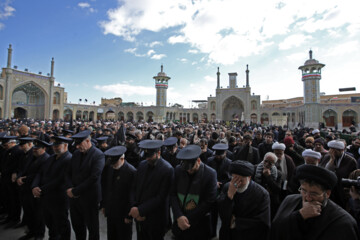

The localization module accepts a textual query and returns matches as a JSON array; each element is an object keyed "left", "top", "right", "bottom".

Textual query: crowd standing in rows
[{"left": 0, "top": 118, "right": 360, "bottom": 240}]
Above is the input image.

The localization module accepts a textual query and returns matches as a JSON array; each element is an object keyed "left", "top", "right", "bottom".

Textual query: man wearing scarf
[{"left": 171, "top": 145, "right": 217, "bottom": 240}]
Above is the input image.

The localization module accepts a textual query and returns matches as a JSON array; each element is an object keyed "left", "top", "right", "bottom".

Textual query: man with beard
[
  {"left": 125, "top": 133, "right": 141, "bottom": 168},
  {"left": 320, "top": 140, "right": 357, "bottom": 209},
  {"left": 162, "top": 137, "right": 180, "bottom": 168},
  {"left": 129, "top": 140, "right": 174, "bottom": 240},
  {"left": 271, "top": 164, "right": 359, "bottom": 240},
  {"left": 96, "top": 136, "right": 110, "bottom": 152},
  {"left": 233, "top": 135, "right": 260, "bottom": 165},
  {"left": 207, "top": 143, "right": 232, "bottom": 238},
  {"left": 348, "top": 137, "right": 360, "bottom": 163},
  {"left": 32, "top": 136, "right": 72, "bottom": 240},
  {"left": 218, "top": 160, "right": 271, "bottom": 240},
  {"left": 199, "top": 138, "right": 213, "bottom": 165},
  {"left": 170, "top": 145, "right": 217, "bottom": 240},
  {"left": 102, "top": 146, "right": 136, "bottom": 240},
  {"left": 66, "top": 130, "right": 105, "bottom": 240}
]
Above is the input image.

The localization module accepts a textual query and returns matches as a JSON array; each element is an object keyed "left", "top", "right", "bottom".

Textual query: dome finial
[{"left": 309, "top": 49, "right": 313, "bottom": 59}]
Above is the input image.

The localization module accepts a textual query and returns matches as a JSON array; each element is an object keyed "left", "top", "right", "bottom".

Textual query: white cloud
[
  {"left": 325, "top": 41, "right": 360, "bottom": 56},
  {"left": 151, "top": 54, "right": 166, "bottom": 60},
  {"left": 286, "top": 52, "right": 307, "bottom": 62},
  {"left": 0, "top": 1, "right": 15, "bottom": 29},
  {"left": 204, "top": 75, "right": 216, "bottom": 82},
  {"left": 0, "top": 22, "right": 4, "bottom": 30},
  {"left": 94, "top": 83, "right": 155, "bottom": 96},
  {"left": 179, "top": 58, "right": 187, "bottom": 63},
  {"left": 100, "top": 0, "right": 360, "bottom": 65},
  {"left": 78, "top": 2, "right": 96, "bottom": 13},
  {"left": 279, "top": 34, "right": 312, "bottom": 50},
  {"left": 188, "top": 49, "right": 198, "bottom": 54},
  {"left": 147, "top": 49, "right": 155, "bottom": 56},
  {"left": 148, "top": 41, "right": 162, "bottom": 47},
  {"left": 78, "top": 2, "right": 91, "bottom": 8}
]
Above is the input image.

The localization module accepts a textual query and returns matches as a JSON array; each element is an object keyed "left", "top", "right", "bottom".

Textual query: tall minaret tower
[
  {"left": 153, "top": 65, "right": 171, "bottom": 107},
  {"left": 298, "top": 50, "right": 325, "bottom": 127}
]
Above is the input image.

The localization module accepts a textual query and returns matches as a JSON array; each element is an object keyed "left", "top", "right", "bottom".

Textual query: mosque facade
[{"left": 0, "top": 44, "right": 359, "bottom": 129}]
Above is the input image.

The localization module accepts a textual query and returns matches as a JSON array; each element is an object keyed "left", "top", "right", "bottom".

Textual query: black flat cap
[
  {"left": 229, "top": 160, "right": 254, "bottom": 177},
  {"left": 104, "top": 146, "right": 127, "bottom": 157},
  {"left": 63, "top": 129, "right": 74, "bottom": 135},
  {"left": 52, "top": 136, "right": 72, "bottom": 145},
  {"left": 138, "top": 140, "right": 163, "bottom": 149},
  {"left": 71, "top": 130, "right": 91, "bottom": 139},
  {"left": 126, "top": 133, "right": 137, "bottom": 140},
  {"left": 96, "top": 136, "right": 108, "bottom": 143},
  {"left": 212, "top": 143, "right": 228, "bottom": 151},
  {"left": 18, "top": 137, "right": 35, "bottom": 145},
  {"left": 296, "top": 164, "right": 337, "bottom": 190},
  {"left": 34, "top": 139, "right": 52, "bottom": 148},
  {"left": 1, "top": 135, "right": 17, "bottom": 144},
  {"left": 177, "top": 145, "right": 202, "bottom": 160},
  {"left": 164, "top": 137, "right": 178, "bottom": 146}
]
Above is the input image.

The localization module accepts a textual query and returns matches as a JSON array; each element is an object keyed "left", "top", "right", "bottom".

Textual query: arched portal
[
  {"left": 118, "top": 112, "right": 124, "bottom": 121},
  {"left": 136, "top": 111, "right": 144, "bottom": 122},
  {"left": 63, "top": 109, "right": 73, "bottom": 122},
  {"left": 146, "top": 111, "right": 154, "bottom": 122},
  {"left": 12, "top": 83, "right": 46, "bottom": 119},
  {"left": 342, "top": 109, "right": 357, "bottom": 127},
  {"left": 76, "top": 110, "right": 82, "bottom": 120},
  {"left": 14, "top": 107, "right": 27, "bottom": 119},
  {"left": 211, "top": 113, "right": 216, "bottom": 122},
  {"left": 261, "top": 113, "right": 269, "bottom": 125},
  {"left": 83, "top": 111, "right": 89, "bottom": 121},
  {"left": 53, "top": 109, "right": 60, "bottom": 120},
  {"left": 222, "top": 96, "right": 244, "bottom": 121},
  {"left": 323, "top": 109, "right": 337, "bottom": 127},
  {"left": 89, "top": 111, "right": 94, "bottom": 121},
  {"left": 251, "top": 113, "right": 257, "bottom": 123},
  {"left": 127, "top": 112, "right": 134, "bottom": 122},
  {"left": 193, "top": 113, "right": 199, "bottom": 123},
  {"left": 105, "top": 110, "right": 115, "bottom": 120}
]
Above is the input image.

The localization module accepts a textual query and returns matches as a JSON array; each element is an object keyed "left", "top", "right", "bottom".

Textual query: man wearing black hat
[
  {"left": 32, "top": 136, "right": 72, "bottom": 240},
  {"left": 125, "top": 133, "right": 141, "bottom": 168},
  {"left": 207, "top": 143, "right": 232, "bottom": 238},
  {"left": 0, "top": 136, "right": 23, "bottom": 228},
  {"left": 218, "top": 160, "right": 271, "bottom": 240},
  {"left": 233, "top": 135, "right": 260, "bottom": 165},
  {"left": 66, "top": 130, "right": 105, "bottom": 240},
  {"left": 199, "top": 138, "right": 213, "bottom": 165},
  {"left": 170, "top": 145, "right": 217, "bottom": 240},
  {"left": 96, "top": 136, "right": 110, "bottom": 152},
  {"left": 271, "top": 165, "right": 359, "bottom": 240},
  {"left": 162, "top": 137, "right": 180, "bottom": 168},
  {"left": 102, "top": 146, "right": 136, "bottom": 240},
  {"left": 16, "top": 139, "right": 50, "bottom": 240},
  {"left": 129, "top": 139, "right": 174, "bottom": 240}
]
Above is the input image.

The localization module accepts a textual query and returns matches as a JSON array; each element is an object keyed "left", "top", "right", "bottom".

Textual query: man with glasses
[{"left": 271, "top": 164, "right": 359, "bottom": 240}]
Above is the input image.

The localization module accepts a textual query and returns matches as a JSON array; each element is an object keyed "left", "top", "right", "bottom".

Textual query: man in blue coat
[
  {"left": 66, "top": 130, "right": 105, "bottom": 240},
  {"left": 129, "top": 139, "right": 174, "bottom": 240}
]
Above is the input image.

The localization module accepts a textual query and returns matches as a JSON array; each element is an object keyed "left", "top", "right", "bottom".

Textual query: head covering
[
  {"left": 126, "top": 133, "right": 137, "bottom": 140},
  {"left": 33, "top": 139, "right": 52, "bottom": 149},
  {"left": 328, "top": 140, "right": 345, "bottom": 150},
  {"left": 104, "top": 146, "right": 127, "bottom": 157},
  {"left": 1, "top": 135, "right": 17, "bottom": 144},
  {"left": 272, "top": 142, "right": 286, "bottom": 151},
  {"left": 163, "top": 137, "right": 178, "bottom": 146},
  {"left": 312, "top": 129, "right": 320, "bottom": 135},
  {"left": 211, "top": 132, "right": 219, "bottom": 140},
  {"left": 18, "top": 137, "right": 35, "bottom": 145},
  {"left": 96, "top": 136, "right": 108, "bottom": 144},
  {"left": 314, "top": 137, "right": 325, "bottom": 146},
  {"left": 302, "top": 149, "right": 321, "bottom": 159},
  {"left": 138, "top": 140, "right": 163, "bottom": 150},
  {"left": 283, "top": 137, "right": 295, "bottom": 147},
  {"left": 52, "top": 136, "right": 72, "bottom": 146},
  {"left": 229, "top": 160, "right": 254, "bottom": 177},
  {"left": 296, "top": 164, "right": 337, "bottom": 190},
  {"left": 212, "top": 143, "right": 228, "bottom": 151},
  {"left": 176, "top": 145, "right": 202, "bottom": 160},
  {"left": 71, "top": 130, "right": 91, "bottom": 145}
]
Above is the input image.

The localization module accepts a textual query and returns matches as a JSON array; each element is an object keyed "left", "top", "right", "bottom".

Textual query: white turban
[
  {"left": 272, "top": 142, "right": 286, "bottom": 151},
  {"left": 327, "top": 140, "right": 345, "bottom": 150},
  {"left": 312, "top": 129, "right": 320, "bottom": 134},
  {"left": 302, "top": 149, "right": 321, "bottom": 159}
]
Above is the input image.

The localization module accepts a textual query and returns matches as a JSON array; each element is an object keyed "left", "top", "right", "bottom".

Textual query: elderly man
[
  {"left": 271, "top": 164, "right": 359, "bottom": 240},
  {"left": 320, "top": 140, "right": 357, "bottom": 208},
  {"left": 170, "top": 145, "right": 217, "bottom": 240},
  {"left": 66, "top": 130, "right": 105, "bottom": 240},
  {"left": 302, "top": 149, "right": 322, "bottom": 166},
  {"left": 218, "top": 160, "right": 271, "bottom": 240},
  {"left": 254, "top": 152, "right": 282, "bottom": 219},
  {"left": 272, "top": 142, "right": 296, "bottom": 200}
]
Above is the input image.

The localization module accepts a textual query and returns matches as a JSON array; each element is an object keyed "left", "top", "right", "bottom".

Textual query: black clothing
[
  {"left": 271, "top": 194, "right": 359, "bottom": 240},
  {"left": 171, "top": 163, "right": 217, "bottom": 240},
  {"left": 162, "top": 148, "right": 180, "bottom": 168},
  {"left": 233, "top": 144, "right": 260, "bottom": 165},
  {"left": 200, "top": 149, "right": 213, "bottom": 165},
  {"left": 258, "top": 142, "right": 274, "bottom": 160}
]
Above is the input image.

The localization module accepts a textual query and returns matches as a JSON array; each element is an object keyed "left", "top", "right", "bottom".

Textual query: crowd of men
[{"left": 0, "top": 118, "right": 360, "bottom": 240}]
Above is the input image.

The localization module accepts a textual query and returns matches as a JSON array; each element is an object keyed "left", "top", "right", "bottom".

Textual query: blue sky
[{"left": 1, "top": 0, "right": 359, "bottom": 107}]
